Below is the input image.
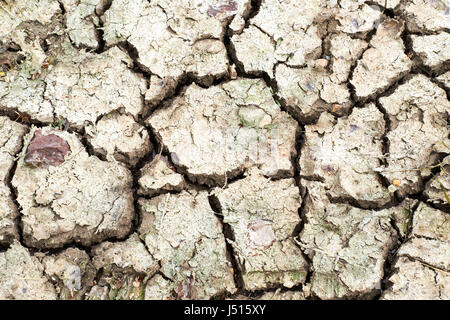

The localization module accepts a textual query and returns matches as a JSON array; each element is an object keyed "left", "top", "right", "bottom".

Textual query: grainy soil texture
[{"left": 0, "top": 0, "right": 449, "bottom": 300}]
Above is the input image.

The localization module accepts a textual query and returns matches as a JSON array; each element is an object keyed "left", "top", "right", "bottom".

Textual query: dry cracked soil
[{"left": 0, "top": 0, "right": 449, "bottom": 300}]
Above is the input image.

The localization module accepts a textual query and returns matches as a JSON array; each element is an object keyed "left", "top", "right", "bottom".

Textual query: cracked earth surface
[{"left": 0, "top": 0, "right": 448, "bottom": 300}]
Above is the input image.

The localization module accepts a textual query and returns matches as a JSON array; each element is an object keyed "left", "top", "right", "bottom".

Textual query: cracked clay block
[
  {"left": 92, "top": 233, "right": 158, "bottom": 275},
  {"left": 0, "top": 0, "right": 60, "bottom": 40},
  {"left": 299, "top": 104, "right": 391, "bottom": 207},
  {"left": 231, "top": 0, "right": 323, "bottom": 73},
  {"left": 12, "top": 126, "right": 134, "bottom": 248},
  {"left": 436, "top": 71, "right": 450, "bottom": 90},
  {"left": 138, "top": 154, "right": 186, "bottom": 197},
  {"left": 398, "top": 0, "right": 450, "bottom": 33},
  {"left": 138, "top": 190, "right": 236, "bottom": 299},
  {"left": 350, "top": 19, "right": 412, "bottom": 100},
  {"left": 102, "top": 0, "right": 252, "bottom": 98},
  {"left": 424, "top": 156, "right": 449, "bottom": 207},
  {"left": 86, "top": 112, "right": 152, "bottom": 167},
  {"left": 0, "top": 241, "right": 57, "bottom": 299},
  {"left": 275, "top": 33, "right": 368, "bottom": 123},
  {"left": 379, "top": 75, "right": 450, "bottom": 196},
  {"left": 45, "top": 45, "right": 147, "bottom": 129},
  {"left": 147, "top": 78, "right": 299, "bottom": 186},
  {"left": 411, "top": 33, "right": 450, "bottom": 72},
  {"left": 298, "top": 180, "right": 397, "bottom": 299},
  {"left": 0, "top": 117, "right": 27, "bottom": 245},
  {"left": 398, "top": 202, "right": 450, "bottom": 271},
  {"left": 383, "top": 203, "right": 450, "bottom": 300},
  {"left": 60, "top": 0, "right": 112, "bottom": 50},
  {"left": 212, "top": 168, "right": 308, "bottom": 291},
  {"left": 382, "top": 257, "right": 449, "bottom": 300}
]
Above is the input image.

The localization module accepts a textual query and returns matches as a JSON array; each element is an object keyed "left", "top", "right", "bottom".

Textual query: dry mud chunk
[
  {"left": 144, "top": 274, "right": 176, "bottom": 300},
  {"left": 212, "top": 169, "right": 308, "bottom": 291},
  {"left": 138, "top": 155, "right": 186, "bottom": 197},
  {"left": 86, "top": 113, "right": 152, "bottom": 166},
  {"left": 138, "top": 191, "right": 236, "bottom": 299},
  {"left": 12, "top": 127, "right": 134, "bottom": 248},
  {"left": 411, "top": 33, "right": 450, "bottom": 72},
  {"left": 0, "top": 117, "right": 27, "bottom": 245},
  {"left": 0, "top": 73, "right": 54, "bottom": 123},
  {"left": 425, "top": 156, "right": 450, "bottom": 207},
  {"left": 437, "top": 71, "right": 450, "bottom": 89},
  {"left": 0, "top": 241, "right": 56, "bottom": 299},
  {"left": 147, "top": 79, "right": 299, "bottom": 186},
  {"left": 351, "top": 19, "right": 412, "bottom": 100},
  {"left": 379, "top": 75, "right": 449, "bottom": 196},
  {"left": 258, "top": 290, "right": 308, "bottom": 300},
  {"left": 275, "top": 34, "right": 367, "bottom": 122},
  {"left": 382, "top": 257, "right": 450, "bottom": 300},
  {"left": 42, "top": 248, "right": 96, "bottom": 300},
  {"left": 92, "top": 233, "right": 158, "bottom": 275},
  {"left": 299, "top": 104, "right": 391, "bottom": 207},
  {"left": 335, "top": 0, "right": 382, "bottom": 35},
  {"left": 372, "top": 0, "right": 402, "bottom": 9},
  {"left": 231, "top": 25, "right": 277, "bottom": 77},
  {"left": 102, "top": 0, "right": 250, "bottom": 96},
  {"left": 91, "top": 234, "right": 158, "bottom": 300},
  {"left": 298, "top": 180, "right": 397, "bottom": 299},
  {"left": 398, "top": 203, "right": 450, "bottom": 271},
  {"left": 0, "top": 1, "right": 63, "bottom": 122},
  {"left": 398, "top": 0, "right": 450, "bottom": 33},
  {"left": 0, "top": 0, "right": 61, "bottom": 39},
  {"left": 45, "top": 45, "right": 146, "bottom": 129},
  {"left": 61, "top": 0, "right": 107, "bottom": 49},
  {"left": 232, "top": 0, "right": 323, "bottom": 72}
]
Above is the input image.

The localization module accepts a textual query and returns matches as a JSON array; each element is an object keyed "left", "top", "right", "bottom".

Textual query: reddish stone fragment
[
  {"left": 207, "top": 1, "right": 238, "bottom": 19},
  {"left": 247, "top": 220, "right": 276, "bottom": 250},
  {"left": 24, "top": 130, "right": 71, "bottom": 167}
]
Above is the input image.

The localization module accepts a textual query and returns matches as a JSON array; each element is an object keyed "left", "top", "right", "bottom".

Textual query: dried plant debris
[
  {"left": 382, "top": 203, "right": 450, "bottom": 300},
  {"left": 91, "top": 234, "right": 158, "bottom": 300},
  {"left": 379, "top": 75, "right": 449, "bottom": 196},
  {"left": 138, "top": 191, "right": 236, "bottom": 299},
  {"left": 299, "top": 104, "right": 391, "bottom": 207},
  {"left": 42, "top": 247, "right": 96, "bottom": 300},
  {"left": 138, "top": 154, "right": 186, "bottom": 197},
  {"left": 12, "top": 127, "right": 134, "bottom": 248},
  {"left": 147, "top": 79, "right": 299, "bottom": 186},
  {"left": 212, "top": 169, "right": 308, "bottom": 290},
  {"left": 424, "top": 156, "right": 450, "bottom": 207},
  {"left": 0, "top": 117, "right": 27, "bottom": 245},
  {"left": 379, "top": 198, "right": 419, "bottom": 239},
  {"left": 0, "top": 241, "right": 57, "bottom": 299},
  {"left": 298, "top": 180, "right": 398, "bottom": 299}
]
